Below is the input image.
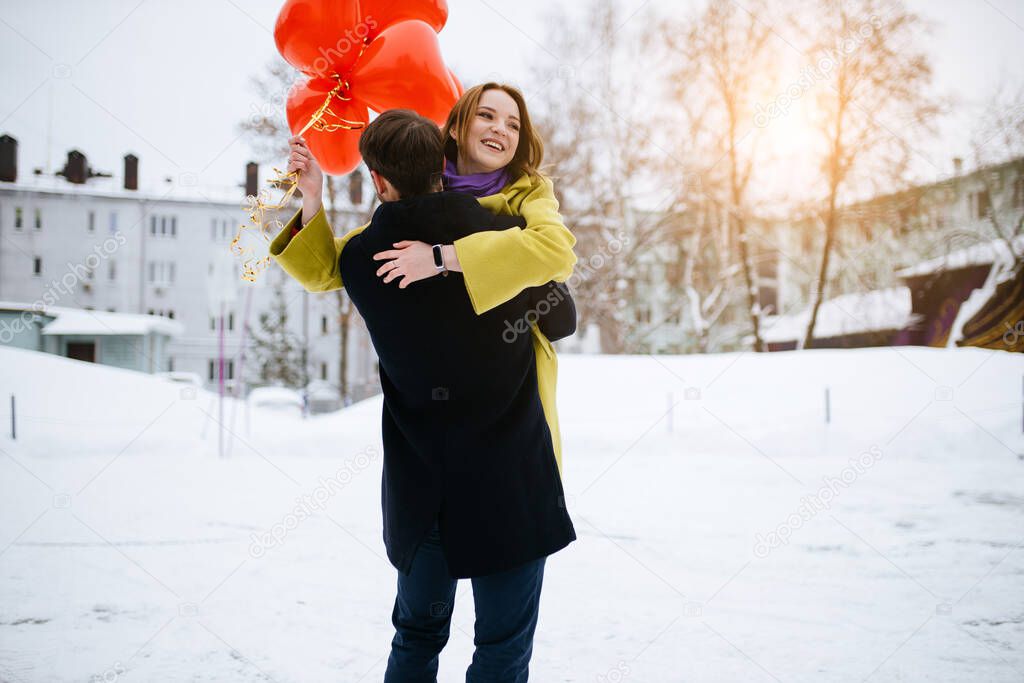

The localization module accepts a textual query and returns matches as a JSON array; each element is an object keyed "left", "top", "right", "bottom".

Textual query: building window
[
  {"left": 148, "top": 262, "right": 156, "bottom": 282},
  {"left": 168, "top": 310, "right": 175, "bottom": 319},
  {"left": 208, "top": 360, "right": 216, "bottom": 381},
  {"left": 974, "top": 190, "right": 991, "bottom": 219},
  {"left": 210, "top": 316, "right": 216, "bottom": 331},
  {"left": 33, "top": 208, "right": 41, "bottom": 230},
  {"left": 321, "top": 362, "right": 328, "bottom": 380},
  {"left": 170, "top": 216, "right": 177, "bottom": 237},
  {"left": 168, "top": 263, "right": 176, "bottom": 283},
  {"left": 168, "top": 357, "right": 175, "bottom": 372},
  {"left": 88, "top": 211, "right": 95, "bottom": 232},
  {"left": 15, "top": 207, "right": 23, "bottom": 230},
  {"left": 228, "top": 312, "right": 234, "bottom": 331},
  {"left": 150, "top": 215, "right": 157, "bottom": 235},
  {"left": 33, "top": 256, "right": 41, "bottom": 275},
  {"left": 109, "top": 260, "right": 116, "bottom": 281},
  {"left": 321, "top": 315, "right": 328, "bottom": 334},
  {"left": 227, "top": 360, "right": 235, "bottom": 380},
  {"left": 109, "top": 211, "right": 118, "bottom": 233}
]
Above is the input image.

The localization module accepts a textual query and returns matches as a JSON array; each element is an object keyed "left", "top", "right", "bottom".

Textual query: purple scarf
[{"left": 441, "top": 158, "right": 510, "bottom": 198}]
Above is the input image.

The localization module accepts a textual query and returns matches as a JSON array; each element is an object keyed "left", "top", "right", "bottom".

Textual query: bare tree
[
  {"left": 970, "top": 82, "right": 1024, "bottom": 262},
  {"left": 801, "top": 0, "right": 940, "bottom": 348},
  {"left": 527, "top": 0, "right": 676, "bottom": 353},
  {"left": 662, "top": 0, "right": 780, "bottom": 351},
  {"left": 679, "top": 197, "right": 743, "bottom": 352}
]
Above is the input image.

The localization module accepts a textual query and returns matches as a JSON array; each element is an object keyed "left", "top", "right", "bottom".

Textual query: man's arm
[
  {"left": 269, "top": 204, "right": 368, "bottom": 292},
  {"left": 527, "top": 282, "right": 577, "bottom": 342}
]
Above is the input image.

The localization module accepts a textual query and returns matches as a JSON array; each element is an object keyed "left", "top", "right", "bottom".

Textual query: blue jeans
[{"left": 383, "top": 520, "right": 547, "bottom": 683}]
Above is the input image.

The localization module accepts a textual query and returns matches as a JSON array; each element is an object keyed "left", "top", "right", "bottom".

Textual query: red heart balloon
[
  {"left": 360, "top": 0, "right": 448, "bottom": 38},
  {"left": 447, "top": 68, "right": 464, "bottom": 97},
  {"left": 287, "top": 79, "right": 368, "bottom": 175},
  {"left": 348, "top": 20, "right": 460, "bottom": 125},
  {"left": 274, "top": 0, "right": 363, "bottom": 78}
]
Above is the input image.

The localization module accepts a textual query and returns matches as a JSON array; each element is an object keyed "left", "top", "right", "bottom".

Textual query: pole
[
  {"left": 825, "top": 387, "right": 831, "bottom": 425},
  {"left": 218, "top": 301, "right": 225, "bottom": 459},
  {"left": 9, "top": 394, "right": 14, "bottom": 440},
  {"left": 227, "top": 287, "right": 254, "bottom": 457}
]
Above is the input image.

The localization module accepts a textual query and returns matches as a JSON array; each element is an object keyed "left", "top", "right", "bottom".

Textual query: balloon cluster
[
  {"left": 278, "top": 0, "right": 461, "bottom": 175},
  {"left": 234, "top": 0, "right": 462, "bottom": 281}
]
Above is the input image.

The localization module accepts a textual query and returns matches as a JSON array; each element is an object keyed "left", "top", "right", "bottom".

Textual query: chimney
[
  {"left": 953, "top": 157, "right": 963, "bottom": 176},
  {"left": 124, "top": 154, "right": 138, "bottom": 190},
  {"left": 58, "top": 150, "right": 88, "bottom": 184},
  {"left": 245, "top": 161, "right": 258, "bottom": 198},
  {"left": 349, "top": 169, "right": 363, "bottom": 206},
  {"left": 0, "top": 134, "right": 16, "bottom": 182}
]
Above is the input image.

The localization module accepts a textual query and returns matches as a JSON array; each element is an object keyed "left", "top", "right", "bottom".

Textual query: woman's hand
[
  {"left": 287, "top": 135, "right": 323, "bottom": 220},
  {"left": 372, "top": 241, "right": 439, "bottom": 289}
]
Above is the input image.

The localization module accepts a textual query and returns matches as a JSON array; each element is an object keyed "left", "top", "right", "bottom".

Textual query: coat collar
[{"left": 477, "top": 171, "right": 534, "bottom": 215}]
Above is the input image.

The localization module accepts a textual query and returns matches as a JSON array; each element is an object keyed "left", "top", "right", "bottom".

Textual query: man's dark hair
[{"left": 359, "top": 109, "right": 444, "bottom": 197}]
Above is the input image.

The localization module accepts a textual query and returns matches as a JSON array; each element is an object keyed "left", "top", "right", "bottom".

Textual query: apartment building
[{"left": 0, "top": 134, "right": 380, "bottom": 399}]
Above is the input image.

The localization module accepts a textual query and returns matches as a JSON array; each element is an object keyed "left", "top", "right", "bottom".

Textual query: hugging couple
[{"left": 271, "top": 83, "right": 577, "bottom": 682}]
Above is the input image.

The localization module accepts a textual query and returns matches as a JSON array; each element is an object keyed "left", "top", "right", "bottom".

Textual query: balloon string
[{"left": 233, "top": 38, "right": 372, "bottom": 283}]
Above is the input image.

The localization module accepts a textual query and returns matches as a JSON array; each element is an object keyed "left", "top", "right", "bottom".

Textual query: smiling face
[{"left": 453, "top": 88, "right": 521, "bottom": 175}]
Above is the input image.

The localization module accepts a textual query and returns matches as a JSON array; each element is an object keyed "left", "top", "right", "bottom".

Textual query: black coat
[{"left": 340, "top": 191, "right": 577, "bottom": 578}]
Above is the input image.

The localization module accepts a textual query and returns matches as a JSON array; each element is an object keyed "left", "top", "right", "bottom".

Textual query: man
[{"left": 334, "top": 109, "right": 576, "bottom": 681}]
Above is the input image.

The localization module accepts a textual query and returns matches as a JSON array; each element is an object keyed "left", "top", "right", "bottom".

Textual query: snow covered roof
[
  {"left": 0, "top": 174, "right": 254, "bottom": 207},
  {"left": 762, "top": 287, "right": 913, "bottom": 343},
  {"left": 0, "top": 301, "right": 182, "bottom": 337},
  {"left": 896, "top": 234, "right": 1024, "bottom": 279}
]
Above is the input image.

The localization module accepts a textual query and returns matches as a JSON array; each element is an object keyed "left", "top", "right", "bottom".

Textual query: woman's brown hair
[{"left": 441, "top": 82, "right": 544, "bottom": 181}]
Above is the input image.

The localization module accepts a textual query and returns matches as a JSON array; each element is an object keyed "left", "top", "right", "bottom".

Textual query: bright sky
[{"left": 0, "top": 0, "right": 1021, "bottom": 197}]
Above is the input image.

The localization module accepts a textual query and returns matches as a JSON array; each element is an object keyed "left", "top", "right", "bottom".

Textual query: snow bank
[{"left": 1, "top": 345, "right": 1022, "bottom": 682}]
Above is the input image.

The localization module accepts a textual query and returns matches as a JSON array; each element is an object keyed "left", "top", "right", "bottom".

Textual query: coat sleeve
[
  {"left": 453, "top": 175, "right": 577, "bottom": 314},
  {"left": 269, "top": 204, "right": 368, "bottom": 293},
  {"left": 528, "top": 282, "right": 577, "bottom": 342}
]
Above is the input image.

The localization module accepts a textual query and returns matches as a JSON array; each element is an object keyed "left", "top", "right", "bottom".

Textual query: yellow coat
[{"left": 269, "top": 172, "right": 577, "bottom": 474}]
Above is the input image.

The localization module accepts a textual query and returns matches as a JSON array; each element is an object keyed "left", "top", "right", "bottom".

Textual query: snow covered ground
[{"left": 1, "top": 344, "right": 1022, "bottom": 682}]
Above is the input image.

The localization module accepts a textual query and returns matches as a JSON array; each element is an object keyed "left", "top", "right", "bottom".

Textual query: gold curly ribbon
[{"left": 234, "top": 39, "right": 371, "bottom": 282}]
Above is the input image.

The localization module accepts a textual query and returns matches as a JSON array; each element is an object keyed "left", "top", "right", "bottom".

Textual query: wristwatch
[{"left": 432, "top": 244, "right": 449, "bottom": 277}]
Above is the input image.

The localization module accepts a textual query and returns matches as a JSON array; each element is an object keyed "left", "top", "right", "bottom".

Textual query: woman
[{"left": 272, "top": 83, "right": 576, "bottom": 475}]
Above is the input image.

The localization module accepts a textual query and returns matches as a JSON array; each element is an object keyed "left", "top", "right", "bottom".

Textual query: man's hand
[{"left": 373, "top": 240, "right": 440, "bottom": 289}]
